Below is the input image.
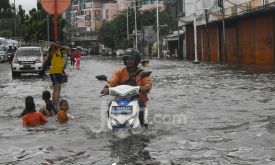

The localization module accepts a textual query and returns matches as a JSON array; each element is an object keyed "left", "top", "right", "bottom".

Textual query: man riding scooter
[
  {"left": 101, "top": 48, "right": 152, "bottom": 127},
  {"left": 7, "top": 45, "right": 15, "bottom": 64}
]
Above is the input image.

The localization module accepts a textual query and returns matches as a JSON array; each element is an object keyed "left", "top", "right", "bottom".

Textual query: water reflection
[{"left": 109, "top": 135, "right": 157, "bottom": 165}]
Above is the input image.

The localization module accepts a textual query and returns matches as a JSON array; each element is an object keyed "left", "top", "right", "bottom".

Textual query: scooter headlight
[
  {"left": 124, "top": 117, "right": 135, "bottom": 126},
  {"left": 111, "top": 118, "right": 120, "bottom": 126}
]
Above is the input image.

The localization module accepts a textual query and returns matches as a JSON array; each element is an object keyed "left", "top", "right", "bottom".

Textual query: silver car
[
  {"left": 0, "top": 45, "right": 8, "bottom": 63},
  {"left": 11, "top": 47, "right": 44, "bottom": 77}
]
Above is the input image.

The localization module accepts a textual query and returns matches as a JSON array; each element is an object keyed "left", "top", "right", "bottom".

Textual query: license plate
[
  {"left": 111, "top": 106, "right": 133, "bottom": 114},
  {"left": 23, "top": 65, "right": 31, "bottom": 68}
]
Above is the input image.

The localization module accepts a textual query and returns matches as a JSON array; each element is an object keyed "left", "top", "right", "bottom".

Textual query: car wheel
[
  {"left": 39, "top": 71, "right": 45, "bottom": 77},
  {"left": 12, "top": 71, "right": 20, "bottom": 78}
]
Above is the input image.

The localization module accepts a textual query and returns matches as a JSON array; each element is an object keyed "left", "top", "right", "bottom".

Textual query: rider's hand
[
  {"left": 139, "top": 86, "right": 148, "bottom": 93},
  {"left": 101, "top": 87, "right": 109, "bottom": 95}
]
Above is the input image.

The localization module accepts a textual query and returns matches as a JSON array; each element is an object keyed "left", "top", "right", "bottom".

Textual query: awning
[{"left": 163, "top": 30, "right": 185, "bottom": 41}]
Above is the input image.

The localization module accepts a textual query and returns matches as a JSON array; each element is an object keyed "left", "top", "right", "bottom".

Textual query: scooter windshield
[{"left": 109, "top": 85, "right": 140, "bottom": 98}]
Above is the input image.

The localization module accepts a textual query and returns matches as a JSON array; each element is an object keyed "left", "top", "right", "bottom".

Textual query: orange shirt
[
  {"left": 22, "top": 112, "right": 48, "bottom": 127},
  {"left": 107, "top": 67, "right": 152, "bottom": 106},
  {"left": 57, "top": 110, "right": 69, "bottom": 123}
]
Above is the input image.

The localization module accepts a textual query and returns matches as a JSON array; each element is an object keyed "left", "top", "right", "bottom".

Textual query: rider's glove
[{"left": 101, "top": 87, "right": 109, "bottom": 95}]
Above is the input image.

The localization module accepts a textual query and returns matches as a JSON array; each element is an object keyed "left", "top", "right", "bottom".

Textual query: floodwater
[{"left": 1, "top": 57, "right": 275, "bottom": 164}]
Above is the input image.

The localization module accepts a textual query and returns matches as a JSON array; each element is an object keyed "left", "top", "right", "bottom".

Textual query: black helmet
[{"left": 123, "top": 48, "right": 141, "bottom": 66}]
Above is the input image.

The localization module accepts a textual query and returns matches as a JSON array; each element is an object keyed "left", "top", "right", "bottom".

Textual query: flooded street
[{"left": 1, "top": 57, "right": 275, "bottom": 164}]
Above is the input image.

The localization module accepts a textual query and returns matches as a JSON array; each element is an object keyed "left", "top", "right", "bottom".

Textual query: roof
[
  {"left": 18, "top": 46, "right": 41, "bottom": 50},
  {"left": 163, "top": 30, "right": 185, "bottom": 41}
]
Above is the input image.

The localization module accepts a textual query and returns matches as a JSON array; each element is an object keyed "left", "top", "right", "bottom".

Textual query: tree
[
  {"left": 0, "top": 0, "right": 13, "bottom": 18},
  {"left": 18, "top": 5, "right": 25, "bottom": 24},
  {"left": 0, "top": 29, "right": 12, "bottom": 37},
  {"left": 20, "top": 8, "right": 66, "bottom": 42},
  {"left": 98, "top": 8, "right": 173, "bottom": 50}
]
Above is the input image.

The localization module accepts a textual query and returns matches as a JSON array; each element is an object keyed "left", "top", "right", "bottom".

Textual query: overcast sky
[{"left": 10, "top": 0, "right": 37, "bottom": 14}]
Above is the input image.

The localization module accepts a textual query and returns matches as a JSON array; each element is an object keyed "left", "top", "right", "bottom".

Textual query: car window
[
  {"left": 16, "top": 49, "right": 41, "bottom": 56},
  {"left": 0, "top": 45, "right": 5, "bottom": 51}
]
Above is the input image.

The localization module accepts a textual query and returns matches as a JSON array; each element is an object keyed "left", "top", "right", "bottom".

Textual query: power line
[{"left": 225, "top": 0, "right": 249, "bottom": 9}]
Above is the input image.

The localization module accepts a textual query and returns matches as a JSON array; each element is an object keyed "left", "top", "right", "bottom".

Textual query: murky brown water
[{"left": 1, "top": 57, "right": 275, "bottom": 164}]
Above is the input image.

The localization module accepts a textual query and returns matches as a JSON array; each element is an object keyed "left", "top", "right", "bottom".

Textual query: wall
[{"left": 186, "top": 11, "right": 275, "bottom": 65}]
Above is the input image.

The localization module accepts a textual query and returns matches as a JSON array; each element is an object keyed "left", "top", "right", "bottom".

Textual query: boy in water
[
  {"left": 57, "top": 99, "right": 69, "bottom": 123},
  {"left": 21, "top": 96, "right": 48, "bottom": 127},
  {"left": 40, "top": 90, "right": 58, "bottom": 117}
]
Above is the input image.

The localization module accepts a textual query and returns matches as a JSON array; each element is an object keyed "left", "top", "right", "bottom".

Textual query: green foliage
[
  {"left": 0, "top": 29, "right": 13, "bottom": 37},
  {"left": 0, "top": 0, "right": 66, "bottom": 42},
  {"left": 0, "top": 0, "right": 13, "bottom": 18},
  {"left": 98, "top": 8, "right": 173, "bottom": 50}
]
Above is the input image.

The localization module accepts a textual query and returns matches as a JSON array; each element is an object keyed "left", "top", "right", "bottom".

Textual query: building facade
[
  {"left": 65, "top": 0, "right": 165, "bottom": 43},
  {"left": 182, "top": 0, "right": 275, "bottom": 66}
]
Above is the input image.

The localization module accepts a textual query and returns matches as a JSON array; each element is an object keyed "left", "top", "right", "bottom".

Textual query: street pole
[
  {"left": 47, "top": 14, "right": 50, "bottom": 41},
  {"left": 156, "top": 0, "right": 160, "bottom": 58},
  {"left": 221, "top": 0, "right": 227, "bottom": 62},
  {"left": 14, "top": 0, "right": 16, "bottom": 37},
  {"left": 54, "top": 0, "right": 58, "bottom": 41},
  {"left": 205, "top": 9, "right": 211, "bottom": 61},
  {"left": 177, "top": 0, "right": 180, "bottom": 59},
  {"left": 193, "top": 4, "right": 199, "bottom": 64},
  {"left": 127, "top": 10, "right": 129, "bottom": 40},
  {"left": 134, "top": 0, "right": 138, "bottom": 49}
]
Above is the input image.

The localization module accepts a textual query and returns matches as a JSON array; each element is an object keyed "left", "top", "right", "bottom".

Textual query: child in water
[
  {"left": 40, "top": 90, "right": 58, "bottom": 117},
  {"left": 57, "top": 99, "right": 69, "bottom": 123},
  {"left": 21, "top": 96, "right": 48, "bottom": 127}
]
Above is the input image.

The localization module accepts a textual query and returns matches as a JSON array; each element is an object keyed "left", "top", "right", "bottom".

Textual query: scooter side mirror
[
  {"left": 140, "top": 71, "right": 152, "bottom": 78},
  {"left": 96, "top": 75, "right": 108, "bottom": 81}
]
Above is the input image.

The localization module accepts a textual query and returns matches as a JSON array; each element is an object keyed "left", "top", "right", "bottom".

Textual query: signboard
[
  {"left": 86, "top": 2, "right": 92, "bottom": 8},
  {"left": 76, "top": 15, "right": 85, "bottom": 21},
  {"left": 144, "top": 25, "right": 156, "bottom": 43},
  {"left": 41, "top": 0, "right": 72, "bottom": 15}
]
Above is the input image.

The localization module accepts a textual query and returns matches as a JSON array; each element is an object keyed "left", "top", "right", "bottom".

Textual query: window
[
  {"left": 17, "top": 49, "right": 41, "bottom": 56},
  {"left": 94, "top": 10, "right": 101, "bottom": 20}
]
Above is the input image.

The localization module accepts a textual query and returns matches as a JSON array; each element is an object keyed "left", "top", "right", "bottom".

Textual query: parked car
[
  {"left": 0, "top": 45, "right": 8, "bottom": 63},
  {"left": 116, "top": 49, "right": 125, "bottom": 57},
  {"left": 100, "top": 48, "right": 110, "bottom": 56},
  {"left": 11, "top": 46, "right": 44, "bottom": 78},
  {"left": 90, "top": 48, "right": 99, "bottom": 55}
]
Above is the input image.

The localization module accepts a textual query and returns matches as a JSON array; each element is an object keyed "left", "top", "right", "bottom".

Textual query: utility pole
[
  {"left": 193, "top": 3, "right": 199, "bottom": 64},
  {"left": 218, "top": 0, "right": 226, "bottom": 62},
  {"left": 205, "top": 9, "right": 210, "bottom": 61},
  {"left": 134, "top": 0, "right": 138, "bottom": 49},
  {"left": 47, "top": 15, "right": 50, "bottom": 41},
  {"left": 157, "top": 0, "right": 160, "bottom": 58},
  {"left": 14, "top": 0, "right": 16, "bottom": 37},
  {"left": 176, "top": 0, "right": 180, "bottom": 59},
  {"left": 127, "top": 10, "right": 129, "bottom": 40}
]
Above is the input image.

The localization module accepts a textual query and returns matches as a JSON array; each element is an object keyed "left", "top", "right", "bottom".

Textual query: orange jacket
[
  {"left": 107, "top": 67, "right": 152, "bottom": 106},
  {"left": 57, "top": 110, "right": 69, "bottom": 123},
  {"left": 22, "top": 112, "right": 48, "bottom": 127}
]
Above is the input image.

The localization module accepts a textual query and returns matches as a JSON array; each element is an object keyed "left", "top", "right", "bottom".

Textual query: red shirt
[
  {"left": 70, "top": 51, "right": 75, "bottom": 59},
  {"left": 75, "top": 50, "right": 81, "bottom": 58},
  {"left": 22, "top": 112, "right": 48, "bottom": 127}
]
